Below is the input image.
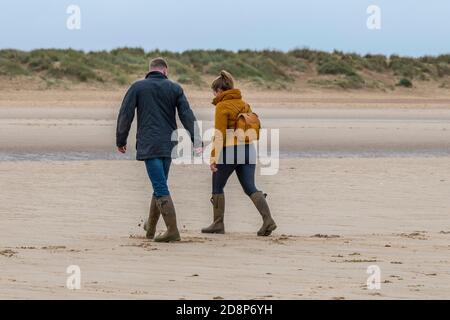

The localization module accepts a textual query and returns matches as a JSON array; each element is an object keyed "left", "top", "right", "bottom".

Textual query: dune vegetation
[{"left": 1, "top": 47, "right": 449, "bottom": 90}]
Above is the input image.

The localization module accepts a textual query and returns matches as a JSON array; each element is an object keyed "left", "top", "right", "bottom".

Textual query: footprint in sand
[
  {"left": 343, "top": 259, "right": 378, "bottom": 263},
  {"left": 130, "top": 290, "right": 148, "bottom": 295},
  {"left": 121, "top": 242, "right": 156, "bottom": 251},
  {"left": 408, "top": 285, "right": 424, "bottom": 288},
  {"left": 398, "top": 231, "right": 428, "bottom": 240},
  {"left": 41, "top": 246, "right": 66, "bottom": 250},
  {"left": 311, "top": 234, "right": 341, "bottom": 239},
  {"left": 271, "top": 238, "right": 288, "bottom": 245},
  {"left": 270, "top": 234, "right": 297, "bottom": 244},
  {"left": 180, "top": 237, "right": 211, "bottom": 243},
  {"left": 0, "top": 250, "right": 17, "bottom": 258},
  {"left": 129, "top": 234, "right": 147, "bottom": 240},
  {"left": 369, "top": 292, "right": 382, "bottom": 297}
]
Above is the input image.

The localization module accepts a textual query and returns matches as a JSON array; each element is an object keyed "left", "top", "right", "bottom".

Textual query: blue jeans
[
  {"left": 213, "top": 145, "right": 258, "bottom": 196},
  {"left": 145, "top": 158, "right": 172, "bottom": 198}
]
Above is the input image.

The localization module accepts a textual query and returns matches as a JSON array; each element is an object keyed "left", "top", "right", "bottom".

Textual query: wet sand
[{"left": 1, "top": 107, "right": 450, "bottom": 159}]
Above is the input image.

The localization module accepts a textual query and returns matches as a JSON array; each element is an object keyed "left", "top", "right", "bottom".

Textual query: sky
[{"left": 0, "top": 0, "right": 449, "bottom": 57}]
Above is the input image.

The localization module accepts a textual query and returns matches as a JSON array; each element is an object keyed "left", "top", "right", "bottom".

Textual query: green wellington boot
[
  {"left": 144, "top": 196, "right": 160, "bottom": 239},
  {"left": 154, "top": 196, "right": 181, "bottom": 243},
  {"left": 250, "top": 191, "right": 277, "bottom": 236},
  {"left": 201, "top": 194, "right": 225, "bottom": 234}
]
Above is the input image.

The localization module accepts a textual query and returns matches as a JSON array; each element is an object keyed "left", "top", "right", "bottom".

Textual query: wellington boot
[
  {"left": 201, "top": 194, "right": 225, "bottom": 234},
  {"left": 144, "top": 196, "right": 160, "bottom": 239},
  {"left": 250, "top": 191, "right": 277, "bottom": 237},
  {"left": 154, "top": 196, "right": 181, "bottom": 243}
]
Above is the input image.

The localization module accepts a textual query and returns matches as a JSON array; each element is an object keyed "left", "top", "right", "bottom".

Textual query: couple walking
[{"left": 116, "top": 58, "right": 277, "bottom": 242}]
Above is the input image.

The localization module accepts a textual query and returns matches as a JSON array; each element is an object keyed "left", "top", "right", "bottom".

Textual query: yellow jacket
[{"left": 210, "top": 89, "right": 252, "bottom": 164}]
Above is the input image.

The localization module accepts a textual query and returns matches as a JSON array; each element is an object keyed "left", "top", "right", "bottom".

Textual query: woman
[{"left": 202, "top": 70, "right": 277, "bottom": 236}]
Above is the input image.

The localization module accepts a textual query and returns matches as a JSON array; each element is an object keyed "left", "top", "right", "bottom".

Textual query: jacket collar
[
  {"left": 145, "top": 71, "right": 168, "bottom": 79},
  {"left": 212, "top": 89, "right": 242, "bottom": 105}
]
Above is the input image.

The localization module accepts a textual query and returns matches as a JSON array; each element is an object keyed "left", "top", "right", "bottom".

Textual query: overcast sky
[{"left": 1, "top": 0, "right": 449, "bottom": 56}]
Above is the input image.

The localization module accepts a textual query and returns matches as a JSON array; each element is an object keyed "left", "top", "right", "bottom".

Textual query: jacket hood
[{"left": 212, "top": 89, "right": 242, "bottom": 105}]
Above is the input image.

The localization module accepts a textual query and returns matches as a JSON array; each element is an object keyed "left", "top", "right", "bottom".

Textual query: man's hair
[{"left": 149, "top": 57, "right": 168, "bottom": 70}]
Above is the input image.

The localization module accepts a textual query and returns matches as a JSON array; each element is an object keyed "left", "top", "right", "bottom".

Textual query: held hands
[{"left": 194, "top": 147, "right": 203, "bottom": 157}]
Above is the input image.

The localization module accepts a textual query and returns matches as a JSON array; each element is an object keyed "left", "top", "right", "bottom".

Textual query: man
[{"left": 116, "top": 58, "right": 201, "bottom": 242}]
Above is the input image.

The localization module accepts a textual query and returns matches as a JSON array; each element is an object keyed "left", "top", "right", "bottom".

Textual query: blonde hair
[{"left": 211, "top": 70, "right": 235, "bottom": 92}]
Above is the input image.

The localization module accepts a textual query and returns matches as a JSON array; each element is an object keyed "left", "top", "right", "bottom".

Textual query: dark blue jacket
[{"left": 116, "top": 71, "right": 201, "bottom": 160}]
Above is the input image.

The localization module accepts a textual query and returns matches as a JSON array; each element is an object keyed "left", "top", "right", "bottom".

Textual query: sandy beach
[
  {"left": 1, "top": 89, "right": 450, "bottom": 299},
  {"left": 1, "top": 158, "right": 450, "bottom": 299}
]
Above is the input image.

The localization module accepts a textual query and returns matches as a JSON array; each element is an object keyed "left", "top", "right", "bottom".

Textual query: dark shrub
[{"left": 397, "top": 78, "right": 413, "bottom": 88}]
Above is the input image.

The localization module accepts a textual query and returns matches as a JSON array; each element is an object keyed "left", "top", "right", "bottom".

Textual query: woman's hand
[{"left": 210, "top": 163, "right": 218, "bottom": 173}]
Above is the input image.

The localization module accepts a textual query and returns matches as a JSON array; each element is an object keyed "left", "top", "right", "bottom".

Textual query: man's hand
[
  {"left": 194, "top": 147, "right": 203, "bottom": 156},
  {"left": 118, "top": 145, "right": 127, "bottom": 154},
  {"left": 210, "top": 163, "right": 218, "bottom": 173}
]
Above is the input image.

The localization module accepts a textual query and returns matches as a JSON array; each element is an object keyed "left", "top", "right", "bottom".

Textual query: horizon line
[{"left": 1, "top": 46, "right": 449, "bottom": 59}]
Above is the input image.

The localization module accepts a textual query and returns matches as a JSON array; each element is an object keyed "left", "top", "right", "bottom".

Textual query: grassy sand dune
[{"left": 1, "top": 48, "right": 450, "bottom": 92}]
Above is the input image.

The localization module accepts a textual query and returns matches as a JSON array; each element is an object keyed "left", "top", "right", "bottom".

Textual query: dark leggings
[{"left": 212, "top": 145, "right": 258, "bottom": 196}]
